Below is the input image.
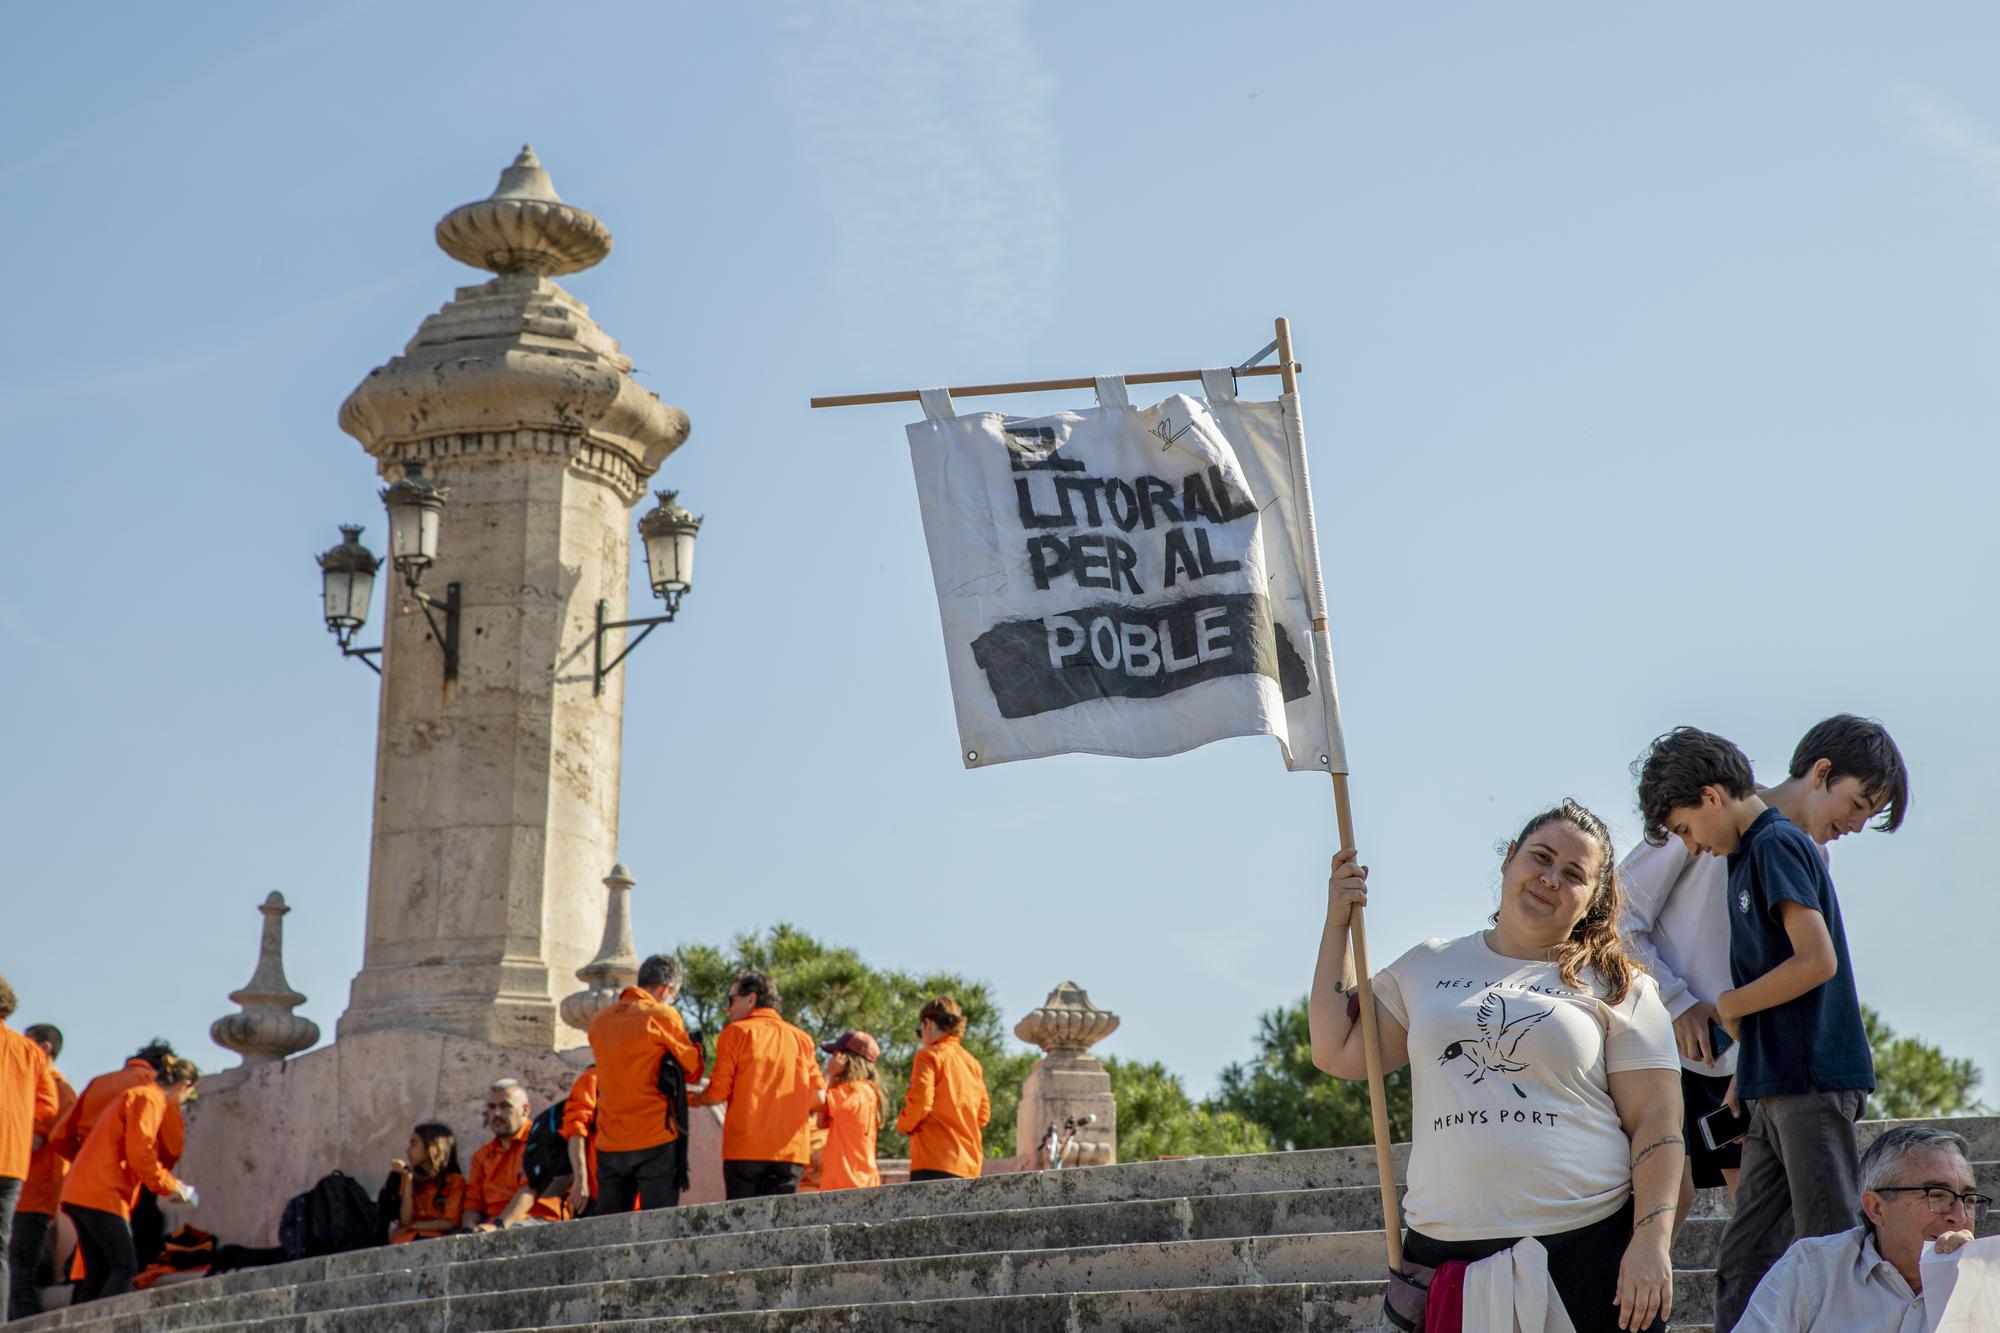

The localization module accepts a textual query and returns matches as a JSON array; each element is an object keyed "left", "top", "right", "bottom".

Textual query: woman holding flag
[{"left": 1308, "top": 800, "right": 1682, "bottom": 1333}]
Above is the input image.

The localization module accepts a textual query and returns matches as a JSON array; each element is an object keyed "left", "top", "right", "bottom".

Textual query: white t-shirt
[
  {"left": 1373, "top": 932, "right": 1680, "bottom": 1242},
  {"left": 1617, "top": 836, "right": 1833, "bottom": 1078}
]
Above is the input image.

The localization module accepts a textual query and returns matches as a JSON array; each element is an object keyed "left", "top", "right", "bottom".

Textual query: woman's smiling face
[{"left": 1498, "top": 820, "right": 1602, "bottom": 946}]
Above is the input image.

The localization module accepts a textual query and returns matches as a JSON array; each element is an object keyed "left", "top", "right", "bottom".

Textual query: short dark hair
[
  {"left": 0, "top": 976, "right": 13, "bottom": 1021},
  {"left": 919, "top": 994, "right": 966, "bottom": 1036},
  {"left": 24, "top": 1024, "right": 62, "bottom": 1059},
  {"left": 1636, "top": 727, "right": 1756, "bottom": 845},
  {"left": 637, "top": 954, "right": 684, "bottom": 992},
  {"left": 732, "top": 970, "right": 780, "bottom": 1011},
  {"left": 1790, "top": 715, "right": 1909, "bottom": 833},
  {"left": 132, "top": 1039, "right": 177, "bottom": 1073}
]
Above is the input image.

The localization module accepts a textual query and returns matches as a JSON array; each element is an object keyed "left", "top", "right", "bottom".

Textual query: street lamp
[
  {"left": 379, "top": 459, "right": 448, "bottom": 585},
  {"left": 317, "top": 459, "right": 461, "bottom": 679},
  {"left": 594, "top": 490, "right": 703, "bottom": 695},
  {"left": 317, "top": 525, "right": 384, "bottom": 673}
]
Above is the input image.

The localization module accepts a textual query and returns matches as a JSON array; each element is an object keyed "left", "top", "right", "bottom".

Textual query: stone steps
[{"left": 20, "top": 1117, "right": 1995, "bottom": 1332}]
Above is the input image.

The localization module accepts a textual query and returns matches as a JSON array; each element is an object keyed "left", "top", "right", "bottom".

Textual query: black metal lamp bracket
[{"left": 594, "top": 594, "right": 680, "bottom": 695}]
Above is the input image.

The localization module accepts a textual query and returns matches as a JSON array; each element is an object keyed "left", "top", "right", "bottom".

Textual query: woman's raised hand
[{"left": 1327, "top": 848, "right": 1369, "bottom": 927}]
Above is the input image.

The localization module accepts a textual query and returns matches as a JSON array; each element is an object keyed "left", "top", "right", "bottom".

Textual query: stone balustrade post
[
  {"left": 211, "top": 892, "right": 321, "bottom": 1067},
  {"left": 1014, "top": 981, "right": 1120, "bottom": 1166}
]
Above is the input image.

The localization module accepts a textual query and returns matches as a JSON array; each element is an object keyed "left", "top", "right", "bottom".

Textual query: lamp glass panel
[
  {"left": 418, "top": 505, "right": 441, "bottom": 563},
  {"left": 322, "top": 569, "right": 353, "bottom": 626},
  {"left": 387, "top": 500, "right": 426, "bottom": 567},
  {"left": 345, "top": 566, "right": 375, "bottom": 628},
  {"left": 643, "top": 529, "right": 674, "bottom": 593},
  {"left": 672, "top": 529, "right": 696, "bottom": 593}
]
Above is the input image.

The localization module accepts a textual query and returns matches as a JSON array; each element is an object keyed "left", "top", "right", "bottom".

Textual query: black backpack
[
  {"left": 521, "top": 1098, "right": 574, "bottom": 1196},
  {"left": 278, "top": 1171, "right": 381, "bottom": 1259}
]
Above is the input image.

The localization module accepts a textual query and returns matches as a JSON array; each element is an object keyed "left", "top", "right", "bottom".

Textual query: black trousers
[
  {"left": 1402, "top": 1198, "right": 1666, "bottom": 1333},
  {"left": 908, "top": 1169, "right": 970, "bottom": 1182},
  {"left": 0, "top": 1176, "right": 18, "bottom": 1326},
  {"left": 62, "top": 1204, "right": 137, "bottom": 1305},
  {"left": 6, "top": 1208, "right": 53, "bottom": 1321},
  {"left": 593, "top": 1141, "right": 682, "bottom": 1213},
  {"left": 722, "top": 1159, "right": 802, "bottom": 1200}
]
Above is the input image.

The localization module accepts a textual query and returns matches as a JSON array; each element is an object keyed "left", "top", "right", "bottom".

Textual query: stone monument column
[
  {"left": 335, "top": 147, "right": 689, "bottom": 1048},
  {"left": 1014, "top": 981, "right": 1120, "bottom": 1167}
]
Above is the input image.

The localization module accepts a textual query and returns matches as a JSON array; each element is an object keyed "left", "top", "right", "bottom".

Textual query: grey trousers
[
  {"left": 1712, "top": 1088, "right": 1866, "bottom": 1332},
  {"left": 0, "top": 1176, "right": 20, "bottom": 1327}
]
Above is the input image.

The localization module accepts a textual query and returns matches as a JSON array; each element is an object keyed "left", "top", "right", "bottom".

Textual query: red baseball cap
[{"left": 820, "top": 1030, "right": 881, "bottom": 1062}]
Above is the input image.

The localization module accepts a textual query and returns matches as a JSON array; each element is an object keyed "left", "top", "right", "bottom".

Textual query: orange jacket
[
  {"left": 695, "top": 1007, "right": 825, "bottom": 1165},
  {"left": 465, "top": 1123, "right": 563, "bottom": 1223},
  {"left": 20, "top": 1068, "right": 77, "bottom": 1215},
  {"left": 389, "top": 1170, "right": 466, "bottom": 1244},
  {"left": 62, "top": 1083, "right": 182, "bottom": 1217},
  {"left": 587, "top": 988, "right": 705, "bottom": 1153},
  {"left": 896, "top": 1034, "right": 990, "bottom": 1179},
  {"left": 561, "top": 1065, "right": 599, "bottom": 1196},
  {"left": 819, "top": 1081, "right": 882, "bottom": 1191},
  {"left": 51, "top": 1060, "right": 184, "bottom": 1169},
  {"left": 0, "top": 1022, "right": 58, "bottom": 1180}
]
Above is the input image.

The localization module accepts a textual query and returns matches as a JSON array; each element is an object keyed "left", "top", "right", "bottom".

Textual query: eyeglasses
[{"left": 1873, "top": 1186, "right": 1993, "bottom": 1223}]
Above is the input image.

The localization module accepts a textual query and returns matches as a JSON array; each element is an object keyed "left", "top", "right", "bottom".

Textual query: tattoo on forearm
[
  {"left": 1633, "top": 1205, "right": 1673, "bottom": 1232},
  {"left": 1331, "top": 980, "right": 1346, "bottom": 994},
  {"left": 1631, "top": 1136, "right": 1682, "bottom": 1171}
]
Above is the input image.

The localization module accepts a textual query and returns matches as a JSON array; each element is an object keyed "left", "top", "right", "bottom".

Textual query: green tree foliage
[
  {"left": 1864, "top": 1005, "right": 1984, "bottom": 1119},
  {"left": 669, "top": 923, "right": 1031, "bottom": 1158},
  {"left": 1211, "top": 998, "right": 1413, "bottom": 1149},
  {"left": 1103, "top": 1057, "right": 1271, "bottom": 1160}
]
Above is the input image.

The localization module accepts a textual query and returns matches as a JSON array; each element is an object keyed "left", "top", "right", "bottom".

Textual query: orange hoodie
[
  {"left": 586, "top": 988, "right": 705, "bottom": 1153},
  {"left": 695, "top": 1007, "right": 825, "bottom": 1164},
  {"left": 62, "top": 1083, "right": 181, "bottom": 1218},
  {"left": 19, "top": 1068, "right": 77, "bottom": 1215},
  {"left": 51, "top": 1060, "right": 184, "bottom": 1170},
  {"left": 819, "top": 1081, "right": 882, "bottom": 1191},
  {"left": 0, "top": 1022, "right": 58, "bottom": 1181},
  {"left": 896, "top": 1033, "right": 990, "bottom": 1179}
]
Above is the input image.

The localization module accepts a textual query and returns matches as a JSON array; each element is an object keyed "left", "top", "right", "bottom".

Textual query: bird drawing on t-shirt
[{"left": 1438, "top": 992, "right": 1552, "bottom": 1098}]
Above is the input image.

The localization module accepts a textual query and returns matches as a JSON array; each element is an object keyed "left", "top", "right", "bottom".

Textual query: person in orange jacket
[
  {"left": 60, "top": 1055, "right": 199, "bottom": 1304},
  {"left": 897, "top": 995, "right": 991, "bottom": 1182},
  {"left": 816, "top": 1031, "right": 884, "bottom": 1192},
  {"left": 464, "top": 1080, "right": 565, "bottom": 1231},
  {"left": 586, "top": 954, "right": 705, "bottom": 1213},
  {"left": 8, "top": 1023, "right": 74, "bottom": 1320},
  {"left": 560, "top": 1064, "right": 599, "bottom": 1217},
  {"left": 387, "top": 1122, "right": 465, "bottom": 1244},
  {"left": 695, "top": 971, "right": 825, "bottom": 1200},
  {"left": 48, "top": 1037, "right": 185, "bottom": 1278},
  {"left": 0, "top": 979, "right": 59, "bottom": 1321}
]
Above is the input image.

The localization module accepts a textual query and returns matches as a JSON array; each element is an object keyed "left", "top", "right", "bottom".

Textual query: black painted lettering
[
  {"left": 1026, "top": 536, "right": 1072, "bottom": 590},
  {"left": 1163, "top": 527, "right": 1201, "bottom": 587},
  {"left": 1194, "top": 527, "right": 1241, "bottom": 577},
  {"left": 1137, "top": 476, "right": 1181, "bottom": 529}
]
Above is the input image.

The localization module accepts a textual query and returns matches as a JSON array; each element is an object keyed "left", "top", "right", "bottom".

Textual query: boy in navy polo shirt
[{"left": 1638, "top": 727, "right": 1878, "bottom": 1331}]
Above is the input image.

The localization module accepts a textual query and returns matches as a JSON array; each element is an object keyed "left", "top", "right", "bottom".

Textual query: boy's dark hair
[
  {"left": 24, "top": 1024, "right": 62, "bottom": 1059},
  {"left": 1636, "top": 727, "right": 1757, "bottom": 845},
  {"left": 1790, "top": 715, "right": 1909, "bottom": 833},
  {"left": 132, "top": 1038, "right": 177, "bottom": 1073},
  {"left": 0, "top": 976, "right": 13, "bottom": 1021},
  {"left": 732, "top": 970, "right": 780, "bottom": 1011}
]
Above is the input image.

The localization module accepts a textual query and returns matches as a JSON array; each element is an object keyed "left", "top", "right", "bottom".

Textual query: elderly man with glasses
[{"left": 1733, "top": 1124, "right": 1987, "bottom": 1331}]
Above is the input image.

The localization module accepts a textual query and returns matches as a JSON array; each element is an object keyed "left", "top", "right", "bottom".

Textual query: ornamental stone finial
[
  {"left": 211, "top": 892, "right": 320, "bottom": 1067},
  {"left": 1014, "top": 980, "right": 1121, "bottom": 1056},
  {"left": 560, "top": 864, "right": 641, "bottom": 1033},
  {"left": 434, "top": 145, "right": 612, "bottom": 277}
]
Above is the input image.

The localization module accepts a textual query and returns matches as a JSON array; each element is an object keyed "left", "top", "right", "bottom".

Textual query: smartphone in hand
[{"left": 1699, "top": 1102, "right": 1752, "bottom": 1153}]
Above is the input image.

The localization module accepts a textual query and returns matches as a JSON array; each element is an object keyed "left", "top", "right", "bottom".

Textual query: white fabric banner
[
  {"left": 905, "top": 375, "right": 1348, "bottom": 771},
  {"left": 1925, "top": 1234, "right": 2000, "bottom": 1332}
]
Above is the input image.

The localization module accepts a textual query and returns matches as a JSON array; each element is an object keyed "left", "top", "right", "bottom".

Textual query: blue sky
[{"left": 3, "top": 3, "right": 1995, "bottom": 1108}]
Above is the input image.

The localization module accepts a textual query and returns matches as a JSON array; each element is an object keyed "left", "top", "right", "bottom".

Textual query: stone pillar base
[
  {"left": 1016, "top": 1053, "right": 1117, "bottom": 1167},
  {"left": 170, "top": 1029, "right": 725, "bottom": 1244}
]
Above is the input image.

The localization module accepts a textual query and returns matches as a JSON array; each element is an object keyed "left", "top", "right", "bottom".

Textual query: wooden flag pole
[
  {"left": 1274, "top": 318, "right": 1404, "bottom": 1271},
  {"left": 810, "top": 362, "right": 1295, "bottom": 409}
]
